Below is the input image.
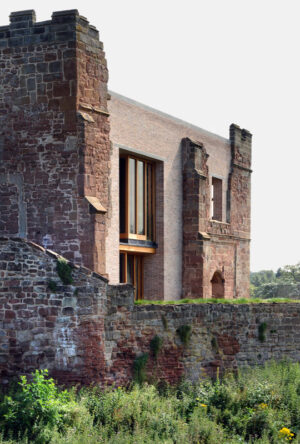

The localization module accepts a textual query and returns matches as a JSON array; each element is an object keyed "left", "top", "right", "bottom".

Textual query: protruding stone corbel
[{"left": 85, "top": 196, "right": 107, "bottom": 213}]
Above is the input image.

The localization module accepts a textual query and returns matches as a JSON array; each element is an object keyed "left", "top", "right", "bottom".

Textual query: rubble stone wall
[
  {"left": 106, "top": 290, "right": 300, "bottom": 386},
  {"left": 0, "top": 237, "right": 108, "bottom": 385},
  {"left": 1, "top": 238, "right": 300, "bottom": 387},
  {"left": 0, "top": 10, "right": 110, "bottom": 275}
]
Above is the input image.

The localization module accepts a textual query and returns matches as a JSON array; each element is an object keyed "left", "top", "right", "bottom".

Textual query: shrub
[
  {"left": 0, "top": 370, "right": 85, "bottom": 443},
  {"left": 258, "top": 322, "right": 267, "bottom": 342},
  {"left": 133, "top": 353, "right": 149, "bottom": 384},
  {"left": 2, "top": 362, "right": 300, "bottom": 443},
  {"left": 176, "top": 325, "right": 192, "bottom": 345},
  {"left": 56, "top": 258, "right": 73, "bottom": 285},
  {"left": 48, "top": 280, "right": 57, "bottom": 292},
  {"left": 150, "top": 335, "right": 163, "bottom": 359}
]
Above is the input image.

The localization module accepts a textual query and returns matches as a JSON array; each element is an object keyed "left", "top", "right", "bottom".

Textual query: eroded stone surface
[{"left": 1, "top": 238, "right": 300, "bottom": 387}]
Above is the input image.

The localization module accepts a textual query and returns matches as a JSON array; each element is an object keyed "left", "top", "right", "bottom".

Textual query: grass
[
  {"left": 135, "top": 297, "right": 299, "bottom": 305},
  {"left": 1, "top": 362, "right": 300, "bottom": 443}
]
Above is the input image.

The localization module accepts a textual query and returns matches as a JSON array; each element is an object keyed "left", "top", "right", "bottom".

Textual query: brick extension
[{"left": 0, "top": 9, "right": 251, "bottom": 302}]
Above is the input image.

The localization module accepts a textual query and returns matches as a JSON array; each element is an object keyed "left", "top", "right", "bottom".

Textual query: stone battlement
[{"left": 0, "top": 9, "right": 101, "bottom": 50}]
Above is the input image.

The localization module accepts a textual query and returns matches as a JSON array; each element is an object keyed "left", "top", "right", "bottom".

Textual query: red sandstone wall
[
  {"left": 106, "top": 291, "right": 300, "bottom": 386},
  {"left": 181, "top": 128, "right": 251, "bottom": 299},
  {"left": 1, "top": 238, "right": 300, "bottom": 388},
  {"left": 0, "top": 237, "right": 108, "bottom": 385},
  {"left": 0, "top": 10, "right": 110, "bottom": 275}
]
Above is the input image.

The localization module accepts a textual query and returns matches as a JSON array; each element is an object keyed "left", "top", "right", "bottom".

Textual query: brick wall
[
  {"left": 0, "top": 10, "right": 110, "bottom": 275},
  {"left": 108, "top": 95, "right": 251, "bottom": 300},
  {"left": 108, "top": 93, "right": 232, "bottom": 300}
]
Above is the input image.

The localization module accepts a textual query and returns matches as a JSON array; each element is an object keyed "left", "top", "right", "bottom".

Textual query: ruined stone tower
[{"left": 0, "top": 10, "right": 110, "bottom": 275}]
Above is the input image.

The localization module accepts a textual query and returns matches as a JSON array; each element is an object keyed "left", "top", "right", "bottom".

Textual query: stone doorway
[{"left": 211, "top": 271, "right": 225, "bottom": 298}]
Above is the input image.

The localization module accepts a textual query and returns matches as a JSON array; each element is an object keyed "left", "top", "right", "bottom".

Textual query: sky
[{"left": 1, "top": 0, "right": 300, "bottom": 272}]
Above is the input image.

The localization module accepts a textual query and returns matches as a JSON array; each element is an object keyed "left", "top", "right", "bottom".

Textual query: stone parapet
[{"left": 1, "top": 238, "right": 299, "bottom": 387}]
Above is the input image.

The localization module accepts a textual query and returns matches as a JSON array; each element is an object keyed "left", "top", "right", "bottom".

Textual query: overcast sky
[{"left": 1, "top": 0, "right": 300, "bottom": 272}]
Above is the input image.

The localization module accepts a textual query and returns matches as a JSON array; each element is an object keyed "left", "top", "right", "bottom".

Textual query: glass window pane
[
  {"left": 129, "top": 158, "right": 136, "bottom": 233},
  {"left": 119, "top": 158, "right": 126, "bottom": 234},
  {"left": 120, "top": 253, "right": 125, "bottom": 283},
  {"left": 146, "top": 164, "right": 153, "bottom": 240},
  {"left": 137, "top": 256, "right": 143, "bottom": 300},
  {"left": 134, "top": 256, "right": 138, "bottom": 300},
  {"left": 127, "top": 254, "right": 134, "bottom": 285},
  {"left": 137, "top": 160, "right": 144, "bottom": 235}
]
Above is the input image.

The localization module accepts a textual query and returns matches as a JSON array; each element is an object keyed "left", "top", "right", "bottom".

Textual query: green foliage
[
  {"left": 133, "top": 353, "right": 149, "bottom": 384},
  {"left": 161, "top": 314, "right": 168, "bottom": 329},
  {"left": 2, "top": 362, "right": 300, "bottom": 443},
  {"left": 0, "top": 370, "right": 85, "bottom": 443},
  {"left": 251, "top": 263, "right": 300, "bottom": 299},
  {"left": 176, "top": 325, "right": 192, "bottom": 345},
  {"left": 250, "top": 270, "right": 276, "bottom": 287},
  {"left": 150, "top": 335, "right": 163, "bottom": 359},
  {"left": 56, "top": 258, "right": 73, "bottom": 285},
  {"left": 211, "top": 336, "right": 219, "bottom": 351},
  {"left": 135, "top": 297, "right": 299, "bottom": 305},
  {"left": 258, "top": 322, "right": 267, "bottom": 342},
  {"left": 48, "top": 280, "right": 57, "bottom": 292},
  {"left": 276, "top": 263, "right": 300, "bottom": 283}
]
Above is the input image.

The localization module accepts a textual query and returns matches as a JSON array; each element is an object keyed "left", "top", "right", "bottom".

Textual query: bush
[
  {"left": 56, "top": 258, "right": 73, "bottom": 285},
  {"left": 2, "top": 362, "right": 300, "bottom": 443},
  {"left": 0, "top": 370, "right": 86, "bottom": 443}
]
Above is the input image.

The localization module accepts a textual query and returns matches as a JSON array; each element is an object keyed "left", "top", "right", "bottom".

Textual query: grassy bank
[
  {"left": 1, "top": 362, "right": 300, "bottom": 443},
  {"left": 135, "top": 297, "right": 299, "bottom": 305}
]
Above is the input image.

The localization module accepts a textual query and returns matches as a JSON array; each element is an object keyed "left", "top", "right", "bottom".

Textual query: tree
[{"left": 276, "top": 263, "right": 300, "bottom": 283}]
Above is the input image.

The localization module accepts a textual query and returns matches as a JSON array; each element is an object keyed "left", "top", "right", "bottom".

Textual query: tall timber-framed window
[{"left": 119, "top": 155, "right": 155, "bottom": 241}]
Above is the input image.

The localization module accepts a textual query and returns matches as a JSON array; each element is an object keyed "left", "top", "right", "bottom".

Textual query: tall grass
[
  {"left": 1, "top": 361, "right": 300, "bottom": 443},
  {"left": 134, "top": 297, "right": 299, "bottom": 305}
]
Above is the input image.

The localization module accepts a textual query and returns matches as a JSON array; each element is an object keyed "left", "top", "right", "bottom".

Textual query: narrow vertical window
[
  {"left": 119, "top": 158, "right": 126, "bottom": 234},
  {"left": 120, "top": 252, "right": 125, "bottom": 283},
  {"left": 146, "top": 163, "right": 154, "bottom": 240},
  {"left": 211, "top": 177, "right": 222, "bottom": 221},
  {"left": 137, "top": 160, "right": 145, "bottom": 235},
  {"left": 129, "top": 158, "right": 136, "bottom": 233},
  {"left": 127, "top": 254, "right": 134, "bottom": 284}
]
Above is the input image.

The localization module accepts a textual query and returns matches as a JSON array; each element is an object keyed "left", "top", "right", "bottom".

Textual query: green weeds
[
  {"left": 135, "top": 297, "right": 298, "bottom": 305},
  {"left": 133, "top": 353, "right": 149, "bottom": 384},
  {"left": 150, "top": 335, "right": 163, "bottom": 359},
  {"left": 56, "top": 258, "right": 73, "bottom": 285},
  {"left": 176, "top": 325, "right": 192, "bottom": 345},
  {"left": 2, "top": 362, "right": 300, "bottom": 443}
]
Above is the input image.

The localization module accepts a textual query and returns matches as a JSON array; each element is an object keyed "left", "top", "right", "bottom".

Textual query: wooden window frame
[
  {"left": 120, "top": 154, "right": 156, "bottom": 241},
  {"left": 120, "top": 252, "right": 144, "bottom": 300}
]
